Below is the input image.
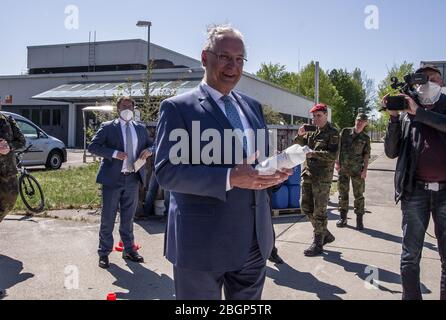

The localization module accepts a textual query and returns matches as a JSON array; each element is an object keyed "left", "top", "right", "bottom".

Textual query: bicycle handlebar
[{"left": 16, "top": 144, "right": 33, "bottom": 156}]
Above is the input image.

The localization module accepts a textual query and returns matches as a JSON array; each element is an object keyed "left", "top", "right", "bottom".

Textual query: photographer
[{"left": 384, "top": 65, "right": 446, "bottom": 300}]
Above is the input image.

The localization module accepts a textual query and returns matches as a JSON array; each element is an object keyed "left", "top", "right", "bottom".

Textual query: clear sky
[{"left": 1, "top": 0, "right": 445, "bottom": 87}]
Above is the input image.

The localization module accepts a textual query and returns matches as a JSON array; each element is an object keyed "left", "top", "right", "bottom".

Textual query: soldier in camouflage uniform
[
  {"left": 335, "top": 113, "right": 370, "bottom": 230},
  {"left": 294, "top": 104, "right": 339, "bottom": 257},
  {"left": 0, "top": 109, "right": 26, "bottom": 223}
]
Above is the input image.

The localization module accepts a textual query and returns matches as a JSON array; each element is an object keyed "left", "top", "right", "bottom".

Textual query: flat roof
[{"left": 32, "top": 80, "right": 201, "bottom": 102}]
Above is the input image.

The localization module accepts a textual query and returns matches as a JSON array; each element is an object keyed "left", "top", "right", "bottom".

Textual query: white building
[{"left": 0, "top": 39, "right": 316, "bottom": 148}]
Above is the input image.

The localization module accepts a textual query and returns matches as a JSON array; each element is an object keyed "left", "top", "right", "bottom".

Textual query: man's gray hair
[{"left": 204, "top": 24, "right": 246, "bottom": 56}]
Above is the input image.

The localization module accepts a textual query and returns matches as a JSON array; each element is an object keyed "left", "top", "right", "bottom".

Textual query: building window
[
  {"left": 32, "top": 109, "right": 40, "bottom": 126},
  {"left": 21, "top": 109, "right": 30, "bottom": 120},
  {"left": 53, "top": 109, "right": 61, "bottom": 126},
  {"left": 42, "top": 109, "right": 51, "bottom": 126}
]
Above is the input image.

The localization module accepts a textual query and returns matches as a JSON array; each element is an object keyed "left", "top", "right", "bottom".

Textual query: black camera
[
  {"left": 385, "top": 96, "right": 408, "bottom": 111},
  {"left": 382, "top": 73, "right": 428, "bottom": 111},
  {"left": 303, "top": 124, "right": 317, "bottom": 132}
]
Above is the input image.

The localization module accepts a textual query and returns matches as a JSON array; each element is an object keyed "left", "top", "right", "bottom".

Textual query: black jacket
[{"left": 384, "top": 94, "right": 446, "bottom": 203}]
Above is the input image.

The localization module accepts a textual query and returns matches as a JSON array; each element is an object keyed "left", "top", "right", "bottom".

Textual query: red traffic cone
[
  {"left": 114, "top": 240, "right": 141, "bottom": 252},
  {"left": 106, "top": 293, "right": 117, "bottom": 300}
]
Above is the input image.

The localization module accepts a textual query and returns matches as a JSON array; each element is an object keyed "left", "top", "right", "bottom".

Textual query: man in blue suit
[
  {"left": 88, "top": 97, "right": 152, "bottom": 269},
  {"left": 155, "top": 25, "right": 292, "bottom": 300}
]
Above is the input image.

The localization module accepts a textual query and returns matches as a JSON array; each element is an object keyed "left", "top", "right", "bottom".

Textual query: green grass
[
  {"left": 11, "top": 162, "right": 340, "bottom": 212},
  {"left": 330, "top": 181, "right": 338, "bottom": 195},
  {"left": 13, "top": 162, "right": 101, "bottom": 212}
]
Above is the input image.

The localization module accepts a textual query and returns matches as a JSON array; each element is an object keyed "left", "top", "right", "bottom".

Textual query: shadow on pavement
[
  {"left": 4, "top": 215, "right": 38, "bottom": 223},
  {"left": 0, "top": 255, "right": 34, "bottom": 299},
  {"left": 346, "top": 225, "right": 438, "bottom": 253},
  {"left": 273, "top": 208, "right": 341, "bottom": 226},
  {"left": 266, "top": 263, "right": 346, "bottom": 300},
  {"left": 322, "top": 250, "right": 431, "bottom": 295},
  {"left": 107, "top": 261, "right": 175, "bottom": 300},
  {"left": 134, "top": 217, "right": 167, "bottom": 236}
]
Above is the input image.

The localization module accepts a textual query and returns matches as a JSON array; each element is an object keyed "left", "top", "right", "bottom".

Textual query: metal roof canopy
[
  {"left": 81, "top": 105, "right": 116, "bottom": 163},
  {"left": 82, "top": 105, "right": 115, "bottom": 112},
  {"left": 32, "top": 80, "right": 201, "bottom": 102}
]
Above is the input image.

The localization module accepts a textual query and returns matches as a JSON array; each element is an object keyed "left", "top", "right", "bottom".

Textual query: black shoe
[
  {"left": 99, "top": 256, "right": 110, "bottom": 269},
  {"left": 304, "top": 234, "right": 324, "bottom": 257},
  {"left": 268, "top": 251, "right": 284, "bottom": 264},
  {"left": 356, "top": 216, "right": 364, "bottom": 230},
  {"left": 123, "top": 250, "right": 144, "bottom": 263},
  {"left": 0, "top": 289, "right": 6, "bottom": 299},
  {"left": 336, "top": 219, "right": 347, "bottom": 228},
  {"left": 324, "top": 230, "right": 335, "bottom": 245},
  {"left": 336, "top": 212, "right": 348, "bottom": 228}
]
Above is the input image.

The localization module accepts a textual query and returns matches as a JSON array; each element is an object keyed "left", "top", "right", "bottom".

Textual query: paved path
[{"left": 0, "top": 143, "right": 442, "bottom": 299}]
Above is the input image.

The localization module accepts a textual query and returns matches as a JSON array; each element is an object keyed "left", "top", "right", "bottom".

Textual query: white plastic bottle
[{"left": 256, "top": 145, "right": 312, "bottom": 175}]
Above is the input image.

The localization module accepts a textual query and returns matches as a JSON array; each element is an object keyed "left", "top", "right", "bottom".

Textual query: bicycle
[{"left": 16, "top": 145, "right": 45, "bottom": 213}]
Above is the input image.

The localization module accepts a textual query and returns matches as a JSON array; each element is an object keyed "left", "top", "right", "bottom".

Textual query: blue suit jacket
[
  {"left": 88, "top": 119, "right": 152, "bottom": 186},
  {"left": 155, "top": 85, "right": 274, "bottom": 272}
]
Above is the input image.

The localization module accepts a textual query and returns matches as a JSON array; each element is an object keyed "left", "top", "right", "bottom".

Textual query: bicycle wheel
[{"left": 19, "top": 173, "right": 45, "bottom": 213}]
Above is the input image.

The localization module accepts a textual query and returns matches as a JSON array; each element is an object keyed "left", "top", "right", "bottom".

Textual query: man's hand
[
  {"left": 307, "top": 152, "right": 315, "bottom": 159},
  {"left": 382, "top": 94, "right": 400, "bottom": 118},
  {"left": 297, "top": 126, "right": 307, "bottom": 137},
  {"left": 230, "top": 152, "right": 292, "bottom": 190},
  {"left": 402, "top": 94, "right": 419, "bottom": 115},
  {"left": 139, "top": 149, "right": 152, "bottom": 160},
  {"left": 361, "top": 169, "right": 367, "bottom": 179},
  {"left": 115, "top": 151, "right": 127, "bottom": 161},
  {"left": 0, "top": 139, "right": 10, "bottom": 155}
]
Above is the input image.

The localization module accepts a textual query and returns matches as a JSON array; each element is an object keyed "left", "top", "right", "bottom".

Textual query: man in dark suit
[
  {"left": 155, "top": 25, "right": 292, "bottom": 300},
  {"left": 88, "top": 97, "right": 152, "bottom": 269}
]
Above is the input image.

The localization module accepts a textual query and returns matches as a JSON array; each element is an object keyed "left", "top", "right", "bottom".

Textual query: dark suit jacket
[
  {"left": 88, "top": 119, "right": 151, "bottom": 186},
  {"left": 155, "top": 84, "right": 274, "bottom": 272}
]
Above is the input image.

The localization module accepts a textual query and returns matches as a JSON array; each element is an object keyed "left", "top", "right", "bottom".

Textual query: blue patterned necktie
[
  {"left": 221, "top": 95, "right": 247, "bottom": 155},
  {"left": 125, "top": 122, "right": 135, "bottom": 172}
]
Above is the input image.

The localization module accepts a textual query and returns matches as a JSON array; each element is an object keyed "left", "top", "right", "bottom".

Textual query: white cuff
[
  {"left": 112, "top": 150, "right": 118, "bottom": 159},
  {"left": 226, "top": 169, "right": 233, "bottom": 191}
]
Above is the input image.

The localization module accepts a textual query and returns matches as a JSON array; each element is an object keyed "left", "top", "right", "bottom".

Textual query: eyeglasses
[{"left": 206, "top": 50, "right": 247, "bottom": 66}]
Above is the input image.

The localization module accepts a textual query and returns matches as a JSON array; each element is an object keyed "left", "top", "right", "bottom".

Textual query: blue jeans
[
  {"left": 401, "top": 185, "right": 446, "bottom": 300},
  {"left": 143, "top": 173, "right": 170, "bottom": 216},
  {"left": 143, "top": 173, "right": 159, "bottom": 215}
]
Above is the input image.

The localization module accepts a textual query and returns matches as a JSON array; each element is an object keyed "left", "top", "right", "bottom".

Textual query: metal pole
[
  {"left": 147, "top": 25, "right": 151, "bottom": 68},
  {"left": 315, "top": 61, "right": 319, "bottom": 104}
]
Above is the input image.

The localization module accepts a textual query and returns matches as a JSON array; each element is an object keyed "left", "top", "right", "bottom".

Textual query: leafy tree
[
  {"left": 328, "top": 68, "right": 369, "bottom": 128},
  {"left": 262, "top": 105, "right": 285, "bottom": 125},
  {"left": 376, "top": 61, "right": 414, "bottom": 122},
  {"left": 296, "top": 62, "right": 345, "bottom": 127}
]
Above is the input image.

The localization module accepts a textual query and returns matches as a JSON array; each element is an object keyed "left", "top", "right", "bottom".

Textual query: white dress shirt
[
  {"left": 201, "top": 82, "right": 254, "bottom": 191},
  {"left": 112, "top": 119, "right": 139, "bottom": 173}
]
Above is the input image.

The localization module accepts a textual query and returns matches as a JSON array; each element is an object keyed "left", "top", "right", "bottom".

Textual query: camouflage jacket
[
  {"left": 338, "top": 127, "right": 371, "bottom": 175},
  {"left": 0, "top": 113, "right": 26, "bottom": 176},
  {"left": 294, "top": 122, "right": 339, "bottom": 182}
]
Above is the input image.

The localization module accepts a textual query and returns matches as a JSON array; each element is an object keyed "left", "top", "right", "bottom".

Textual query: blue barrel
[
  {"left": 288, "top": 185, "right": 301, "bottom": 208},
  {"left": 286, "top": 165, "right": 301, "bottom": 186},
  {"left": 272, "top": 185, "right": 289, "bottom": 209}
]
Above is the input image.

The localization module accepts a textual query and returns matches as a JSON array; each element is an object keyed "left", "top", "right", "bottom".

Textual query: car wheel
[{"left": 46, "top": 150, "right": 63, "bottom": 170}]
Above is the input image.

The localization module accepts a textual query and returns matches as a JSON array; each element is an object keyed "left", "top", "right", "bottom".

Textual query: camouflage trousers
[
  {"left": 0, "top": 175, "right": 19, "bottom": 223},
  {"left": 301, "top": 180, "right": 332, "bottom": 236},
  {"left": 337, "top": 171, "right": 365, "bottom": 216}
]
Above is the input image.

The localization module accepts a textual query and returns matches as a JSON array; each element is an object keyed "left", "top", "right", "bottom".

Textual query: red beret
[{"left": 310, "top": 103, "right": 327, "bottom": 113}]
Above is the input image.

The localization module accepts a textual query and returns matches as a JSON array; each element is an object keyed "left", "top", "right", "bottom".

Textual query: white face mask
[
  {"left": 416, "top": 81, "right": 442, "bottom": 105},
  {"left": 120, "top": 109, "right": 134, "bottom": 122}
]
